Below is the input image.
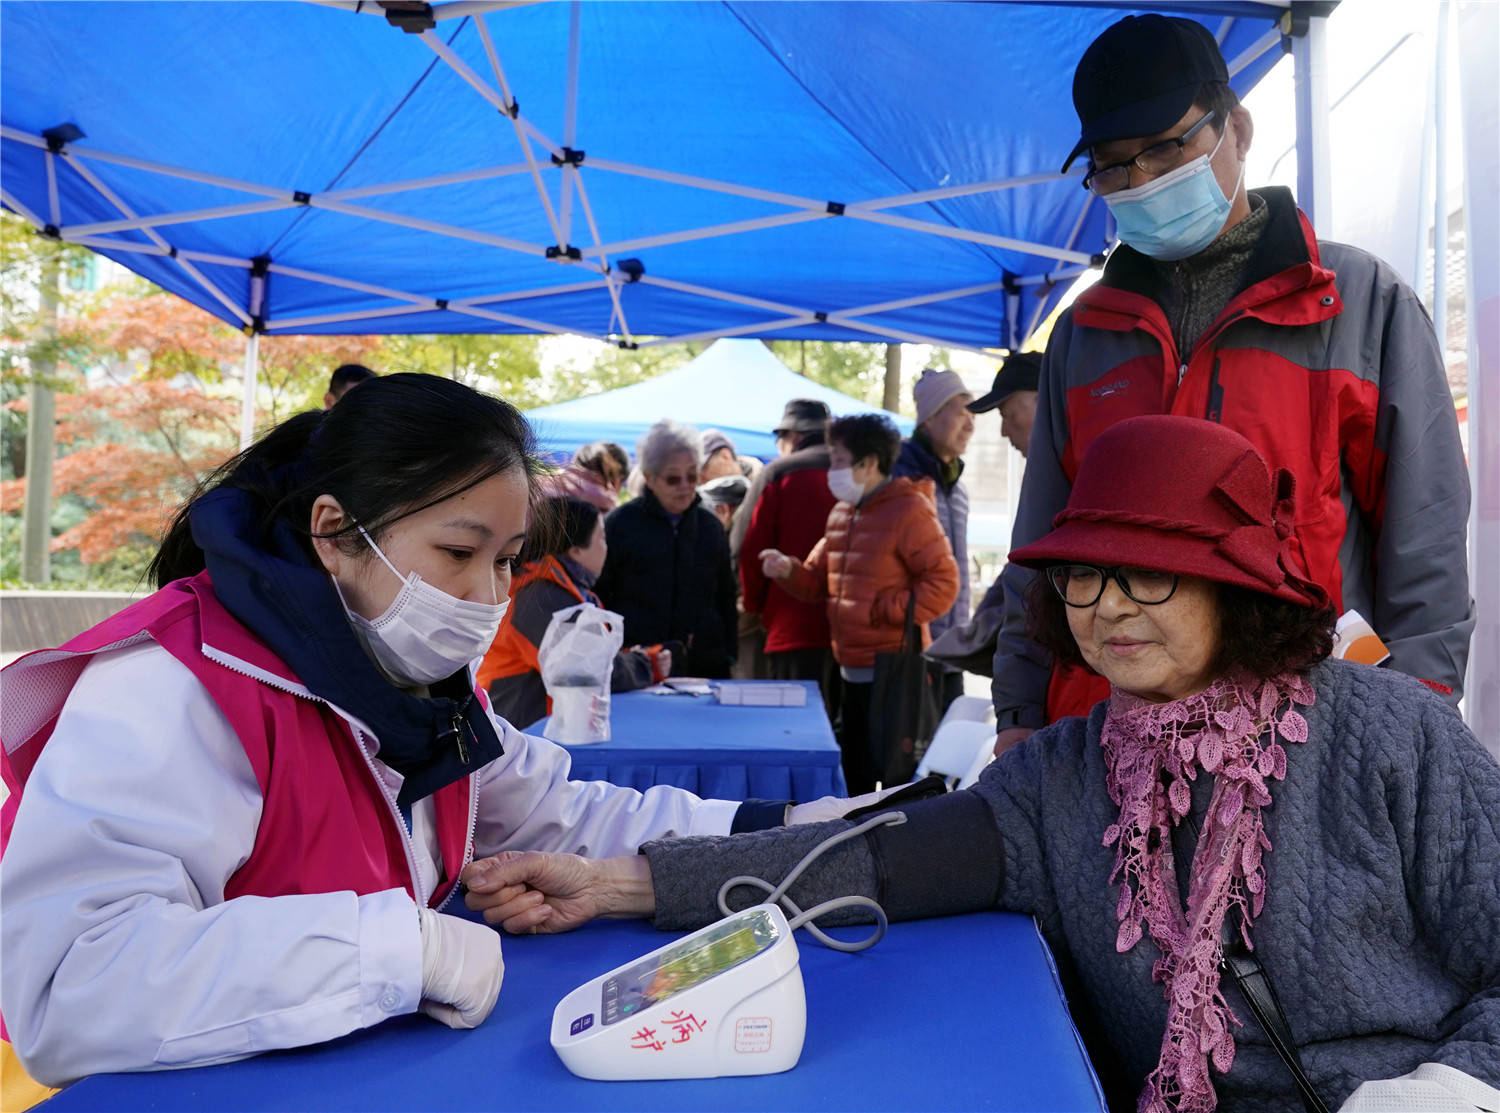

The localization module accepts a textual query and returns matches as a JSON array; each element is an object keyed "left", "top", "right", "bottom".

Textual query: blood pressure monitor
[{"left": 551, "top": 903, "right": 806, "bottom": 1080}]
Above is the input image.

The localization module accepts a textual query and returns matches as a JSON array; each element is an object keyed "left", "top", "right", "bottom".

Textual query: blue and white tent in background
[{"left": 525, "top": 338, "right": 911, "bottom": 463}]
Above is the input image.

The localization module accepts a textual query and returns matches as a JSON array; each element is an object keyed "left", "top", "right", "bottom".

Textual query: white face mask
[
  {"left": 827, "top": 467, "right": 865, "bottom": 505},
  {"left": 336, "top": 524, "right": 510, "bottom": 688}
]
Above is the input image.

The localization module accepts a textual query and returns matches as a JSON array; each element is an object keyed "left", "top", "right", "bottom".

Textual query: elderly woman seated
[{"left": 460, "top": 416, "right": 1500, "bottom": 1113}]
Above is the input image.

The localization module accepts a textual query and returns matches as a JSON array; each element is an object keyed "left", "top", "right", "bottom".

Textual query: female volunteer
[
  {"left": 464, "top": 416, "right": 1500, "bottom": 1113},
  {"left": 758, "top": 413, "right": 958, "bottom": 792},
  {"left": 0, "top": 375, "right": 790, "bottom": 1088},
  {"left": 477, "top": 495, "right": 670, "bottom": 726}
]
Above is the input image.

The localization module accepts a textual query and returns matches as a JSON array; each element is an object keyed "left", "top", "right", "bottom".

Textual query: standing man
[
  {"left": 894, "top": 369, "right": 974, "bottom": 714},
  {"left": 734, "top": 399, "right": 839, "bottom": 708},
  {"left": 991, "top": 13, "right": 1472, "bottom": 749},
  {"left": 967, "top": 350, "right": 1042, "bottom": 457},
  {"left": 322, "top": 363, "right": 376, "bottom": 409}
]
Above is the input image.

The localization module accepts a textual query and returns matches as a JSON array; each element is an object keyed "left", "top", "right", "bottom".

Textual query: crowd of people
[{"left": 2, "top": 12, "right": 1494, "bottom": 1113}]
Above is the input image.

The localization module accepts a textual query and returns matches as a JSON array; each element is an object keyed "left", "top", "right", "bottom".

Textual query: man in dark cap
[
  {"left": 990, "top": 13, "right": 1472, "bottom": 750},
  {"left": 967, "top": 350, "right": 1042, "bottom": 457},
  {"left": 731, "top": 399, "right": 839, "bottom": 708}
]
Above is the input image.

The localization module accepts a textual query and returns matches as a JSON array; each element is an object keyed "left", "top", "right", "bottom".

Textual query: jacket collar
[
  {"left": 902, "top": 432, "right": 964, "bottom": 488},
  {"left": 190, "top": 485, "right": 503, "bottom": 807}
]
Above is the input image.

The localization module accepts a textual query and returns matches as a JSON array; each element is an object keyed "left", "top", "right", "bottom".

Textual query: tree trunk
[
  {"left": 21, "top": 253, "right": 59, "bottom": 583},
  {"left": 882, "top": 343, "right": 902, "bottom": 412}
]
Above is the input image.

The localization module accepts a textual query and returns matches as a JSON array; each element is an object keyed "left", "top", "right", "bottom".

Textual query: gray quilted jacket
[{"left": 645, "top": 659, "right": 1500, "bottom": 1112}]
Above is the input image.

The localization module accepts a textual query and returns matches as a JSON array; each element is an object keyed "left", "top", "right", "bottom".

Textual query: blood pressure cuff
[
  {"left": 731, "top": 798, "right": 796, "bottom": 833},
  {"left": 866, "top": 790, "right": 1005, "bottom": 921}
]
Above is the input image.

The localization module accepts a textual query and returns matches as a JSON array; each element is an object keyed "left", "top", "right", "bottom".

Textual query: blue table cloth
[
  {"left": 40, "top": 911, "right": 1105, "bottom": 1112},
  {"left": 532, "top": 680, "right": 848, "bottom": 801}
]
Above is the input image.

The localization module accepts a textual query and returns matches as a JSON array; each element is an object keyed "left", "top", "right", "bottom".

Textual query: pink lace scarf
[{"left": 1099, "top": 670, "right": 1315, "bottom": 1113}]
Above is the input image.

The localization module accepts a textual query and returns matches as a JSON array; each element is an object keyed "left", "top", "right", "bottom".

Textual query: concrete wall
[{"left": 1, "top": 590, "right": 143, "bottom": 659}]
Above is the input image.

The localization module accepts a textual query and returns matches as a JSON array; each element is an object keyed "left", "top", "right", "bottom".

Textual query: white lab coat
[{"left": 0, "top": 640, "right": 737, "bottom": 1086}]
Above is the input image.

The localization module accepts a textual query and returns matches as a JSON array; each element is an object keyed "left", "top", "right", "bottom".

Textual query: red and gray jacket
[{"left": 991, "top": 187, "right": 1472, "bottom": 726}]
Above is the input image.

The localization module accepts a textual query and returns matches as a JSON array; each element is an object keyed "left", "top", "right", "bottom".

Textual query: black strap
[
  {"left": 1220, "top": 931, "right": 1329, "bottom": 1113},
  {"left": 1184, "top": 816, "right": 1329, "bottom": 1113}
]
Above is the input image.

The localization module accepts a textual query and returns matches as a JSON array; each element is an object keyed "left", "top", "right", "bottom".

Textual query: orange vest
[{"left": 475, "top": 556, "right": 586, "bottom": 695}]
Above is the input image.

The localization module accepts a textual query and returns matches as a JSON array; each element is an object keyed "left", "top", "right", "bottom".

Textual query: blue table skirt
[
  {"left": 534, "top": 681, "right": 848, "bottom": 800},
  {"left": 41, "top": 912, "right": 1105, "bottom": 1112}
]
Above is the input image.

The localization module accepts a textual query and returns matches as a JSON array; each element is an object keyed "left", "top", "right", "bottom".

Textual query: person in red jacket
[
  {"left": 736, "top": 399, "right": 840, "bottom": 709},
  {"left": 759, "top": 413, "right": 959, "bottom": 792}
]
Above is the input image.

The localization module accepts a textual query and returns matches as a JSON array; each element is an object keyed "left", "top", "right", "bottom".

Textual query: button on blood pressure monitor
[{"left": 551, "top": 903, "right": 806, "bottom": 1080}]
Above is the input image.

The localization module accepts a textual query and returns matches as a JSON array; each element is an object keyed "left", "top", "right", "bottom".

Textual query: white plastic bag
[{"left": 538, "top": 602, "right": 624, "bottom": 744}]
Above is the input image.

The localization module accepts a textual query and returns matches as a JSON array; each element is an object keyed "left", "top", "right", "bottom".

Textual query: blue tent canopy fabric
[
  {"left": 1, "top": 1, "right": 1287, "bottom": 352},
  {"left": 526, "top": 338, "right": 913, "bottom": 463}
]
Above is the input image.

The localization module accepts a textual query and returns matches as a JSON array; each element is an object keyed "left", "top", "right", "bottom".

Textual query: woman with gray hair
[{"left": 596, "top": 419, "right": 738, "bottom": 678}]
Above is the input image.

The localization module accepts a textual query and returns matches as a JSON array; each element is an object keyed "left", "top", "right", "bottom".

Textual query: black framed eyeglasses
[
  {"left": 1081, "top": 110, "right": 1218, "bottom": 197},
  {"left": 1046, "top": 564, "right": 1180, "bottom": 607}
]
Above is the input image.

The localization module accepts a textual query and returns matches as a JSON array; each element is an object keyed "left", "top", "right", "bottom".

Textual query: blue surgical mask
[{"left": 1103, "top": 129, "right": 1243, "bottom": 261}]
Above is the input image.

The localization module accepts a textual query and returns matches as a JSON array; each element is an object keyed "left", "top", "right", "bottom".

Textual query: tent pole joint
[
  {"left": 1279, "top": 2, "right": 1338, "bottom": 41},
  {"left": 546, "top": 244, "right": 581, "bottom": 261},
  {"left": 614, "top": 258, "right": 645, "bottom": 282},
  {"left": 1090, "top": 252, "right": 1107, "bottom": 269},
  {"left": 380, "top": 2, "right": 436, "bottom": 34},
  {"left": 616, "top": 340, "right": 639, "bottom": 350},
  {"left": 42, "top": 123, "right": 85, "bottom": 154},
  {"left": 825, "top": 201, "right": 845, "bottom": 216},
  {"left": 292, "top": 191, "right": 312, "bottom": 205},
  {"left": 436, "top": 298, "right": 449, "bottom": 310},
  {"left": 814, "top": 311, "right": 827, "bottom": 323},
  {"left": 39, "top": 224, "right": 61, "bottom": 240},
  {"left": 551, "top": 148, "right": 585, "bottom": 167}
]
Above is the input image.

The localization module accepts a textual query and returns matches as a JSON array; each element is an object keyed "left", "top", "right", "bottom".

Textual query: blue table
[
  {"left": 533, "top": 680, "right": 848, "bottom": 801},
  {"left": 41, "top": 911, "right": 1105, "bottom": 1112}
]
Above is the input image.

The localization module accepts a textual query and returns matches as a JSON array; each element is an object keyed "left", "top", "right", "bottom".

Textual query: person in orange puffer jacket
[{"left": 759, "top": 413, "right": 958, "bottom": 792}]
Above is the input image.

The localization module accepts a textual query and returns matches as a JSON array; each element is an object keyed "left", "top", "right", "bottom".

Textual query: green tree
[{"left": 374, "top": 333, "right": 546, "bottom": 407}]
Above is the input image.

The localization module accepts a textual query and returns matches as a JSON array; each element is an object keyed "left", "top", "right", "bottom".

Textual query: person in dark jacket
[
  {"left": 894, "top": 369, "right": 973, "bottom": 715},
  {"left": 735, "top": 399, "right": 839, "bottom": 708},
  {"left": 596, "top": 420, "right": 738, "bottom": 679},
  {"left": 477, "top": 497, "right": 669, "bottom": 727}
]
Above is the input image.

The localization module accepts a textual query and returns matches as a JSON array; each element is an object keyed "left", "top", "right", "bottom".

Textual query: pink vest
[{"left": 0, "top": 572, "right": 477, "bottom": 908}]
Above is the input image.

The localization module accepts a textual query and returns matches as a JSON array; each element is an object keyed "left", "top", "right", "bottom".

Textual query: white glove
[
  {"left": 759, "top": 549, "right": 793, "bottom": 579},
  {"left": 417, "top": 906, "right": 505, "bottom": 1029},
  {"left": 1338, "top": 1063, "right": 1500, "bottom": 1112},
  {"left": 786, "top": 785, "right": 911, "bottom": 826}
]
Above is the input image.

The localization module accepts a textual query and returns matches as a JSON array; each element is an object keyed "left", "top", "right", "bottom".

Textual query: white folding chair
[
  {"left": 937, "top": 694, "right": 996, "bottom": 731},
  {"left": 914, "top": 718, "right": 995, "bottom": 790}
]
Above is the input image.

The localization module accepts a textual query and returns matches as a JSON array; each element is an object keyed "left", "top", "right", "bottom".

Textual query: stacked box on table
[{"left": 714, "top": 682, "right": 808, "bottom": 707}]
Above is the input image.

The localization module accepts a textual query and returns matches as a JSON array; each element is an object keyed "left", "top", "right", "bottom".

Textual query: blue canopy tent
[
  {"left": 0, "top": 1, "right": 1296, "bottom": 397},
  {"left": 525, "top": 338, "right": 913, "bottom": 462}
]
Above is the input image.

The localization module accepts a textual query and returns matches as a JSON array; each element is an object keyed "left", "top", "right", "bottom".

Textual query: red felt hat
[{"left": 1009, "top": 416, "right": 1327, "bottom": 608}]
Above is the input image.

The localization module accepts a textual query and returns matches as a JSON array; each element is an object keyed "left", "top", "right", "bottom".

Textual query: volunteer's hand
[
  {"left": 462, "top": 851, "right": 655, "bottom": 933},
  {"left": 416, "top": 907, "right": 504, "bottom": 1029},
  {"left": 786, "top": 784, "right": 911, "bottom": 825},
  {"left": 657, "top": 648, "right": 672, "bottom": 678},
  {"left": 759, "top": 549, "right": 794, "bottom": 580},
  {"left": 993, "top": 726, "right": 1034, "bottom": 757}
]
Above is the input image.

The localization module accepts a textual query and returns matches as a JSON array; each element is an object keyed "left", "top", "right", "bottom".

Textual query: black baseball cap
[
  {"left": 968, "top": 352, "right": 1042, "bottom": 413},
  {"left": 1061, "top": 14, "right": 1228, "bottom": 173}
]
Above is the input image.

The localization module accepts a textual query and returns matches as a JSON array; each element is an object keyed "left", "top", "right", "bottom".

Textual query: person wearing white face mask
[
  {"left": 988, "top": 13, "right": 1472, "bottom": 755},
  {"left": 758, "top": 413, "right": 959, "bottom": 793},
  {"left": 0, "top": 375, "right": 826, "bottom": 1095}
]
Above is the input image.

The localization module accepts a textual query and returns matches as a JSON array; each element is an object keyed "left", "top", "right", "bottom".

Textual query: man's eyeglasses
[
  {"left": 1081, "top": 110, "right": 1218, "bottom": 197},
  {"left": 1047, "top": 564, "right": 1180, "bottom": 607}
]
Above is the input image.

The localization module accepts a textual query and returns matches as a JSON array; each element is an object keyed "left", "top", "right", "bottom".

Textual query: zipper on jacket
[{"left": 203, "top": 645, "right": 429, "bottom": 906}]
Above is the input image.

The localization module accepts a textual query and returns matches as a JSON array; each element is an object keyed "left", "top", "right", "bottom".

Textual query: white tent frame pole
[
  {"left": 306, "top": 0, "right": 544, "bottom": 20},
  {"left": 1225, "top": 26, "right": 1282, "bottom": 79},
  {"left": 558, "top": 0, "right": 581, "bottom": 249},
  {"left": 1025, "top": 197, "right": 1097, "bottom": 338},
  {"left": 585, "top": 157, "right": 829, "bottom": 210},
  {"left": 61, "top": 198, "right": 294, "bottom": 240},
  {"left": 847, "top": 169, "right": 1085, "bottom": 212},
  {"left": 568, "top": 174, "right": 633, "bottom": 342},
  {"left": 271, "top": 306, "right": 438, "bottom": 330},
  {"left": 0, "top": 188, "right": 45, "bottom": 229},
  {"left": 1290, "top": 10, "right": 1332, "bottom": 232},
  {"left": 842, "top": 281, "right": 1010, "bottom": 318},
  {"left": 238, "top": 332, "right": 260, "bottom": 450},
  {"left": 823, "top": 313, "right": 996, "bottom": 358},
  {"left": 64, "top": 152, "right": 254, "bottom": 327},
  {"left": 67, "top": 237, "right": 246, "bottom": 267},
  {"left": 845, "top": 209, "right": 1096, "bottom": 266},
  {"left": 0, "top": 128, "right": 290, "bottom": 197},
  {"left": 447, "top": 303, "right": 608, "bottom": 339},
  {"left": 580, "top": 211, "right": 829, "bottom": 258},
  {"left": 44, "top": 150, "right": 60, "bottom": 226},
  {"left": 1431, "top": 0, "right": 1450, "bottom": 345},
  {"left": 636, "top": 317, "right": 818, "bottom": 348},
  {"left": 637, "top": 275, "right": 808, "bottom": 317},
  {"left": 457, "top": 278, "right": 605, "bottom": 306},
  {"left": 321, "top": 164, "right": 532, "bottom": 201},
  {"left": 474, "top": 16, "right": 565, "bottom": 247},
  {"left": 311, "top": 196, "right": 546, "bottom": 255}
]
